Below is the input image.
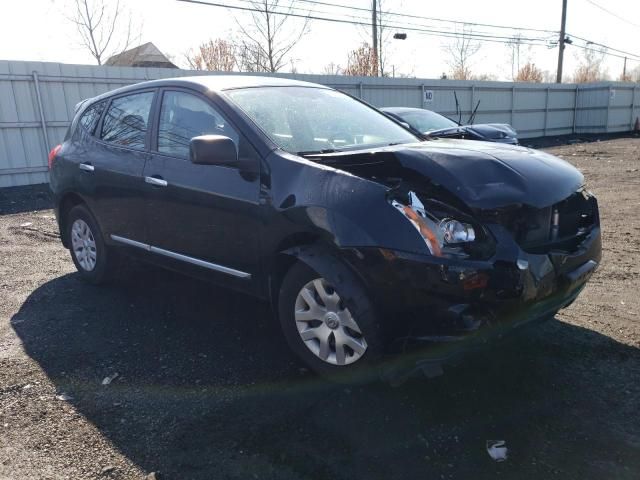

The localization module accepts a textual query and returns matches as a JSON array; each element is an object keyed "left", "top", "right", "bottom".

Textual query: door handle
[
  {"left": 79, "top": 163, "right": 94, "bottom": 172},
  {"left": 145, "top": 176, "right": 168, "bottom": 187}
]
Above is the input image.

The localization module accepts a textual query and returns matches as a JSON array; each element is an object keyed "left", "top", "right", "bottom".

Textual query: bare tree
[
  {"left": 322, "top": 62, "right": 342, "bottom": 75},
  {"left": 516, "top": 62, "right": 544, "bottom": 82},
  {"left": 67, "top": 0, "right": 139, "bottom": 65},
  {"left": 344, "top": 43, "right": 377, "bottom": 76},
  {"left": 473, "top": 73, "right": 498, "bottom": 81},
  {"left": 186, "top": 39, "right": 237, "bottom": 71},
  {"left": 618, "top": 62, "right": 640, "bottom": 82},
  {"left": 572, "top": 46, "right": 608, "bottom": 83},
  {"left": 443, "top": 26, "right": 482, "bottom": 80},
  {"left": 233, "top": 0, "right": 309, "bottom": 73}
]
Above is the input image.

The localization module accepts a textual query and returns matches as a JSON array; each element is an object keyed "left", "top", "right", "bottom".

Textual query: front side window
[
  {"left": 100, "top": 92, "right": 154, "bottom": 150},
  {"left": 157, "top": 91, "right": 239, "bottom": 159},
  {"left": 225, "top": 87, "right": 419, "bottom": 155},
  {"left": 78, "top": 101, "right": 105, "bottom": 135}
]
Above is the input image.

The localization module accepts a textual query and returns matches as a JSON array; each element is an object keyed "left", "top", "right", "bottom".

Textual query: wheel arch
[
  {"left": 268, "top": 238, "right": 372, "bottom": 318},
  {"left": 57, "top": 192, "right": 87, "bottom": 248}
]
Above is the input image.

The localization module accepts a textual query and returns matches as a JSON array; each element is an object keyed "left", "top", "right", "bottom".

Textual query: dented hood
[{"left": 313, "top": 139, "right": 584, "bottom": 210}]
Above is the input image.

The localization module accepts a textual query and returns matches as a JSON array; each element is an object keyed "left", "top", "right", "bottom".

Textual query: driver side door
[{"left": 142, "top": 88, "right": 262, "bottom": 295}]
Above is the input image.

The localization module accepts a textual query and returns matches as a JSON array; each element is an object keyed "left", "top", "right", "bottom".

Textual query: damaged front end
[{"left": 306, "top": 140, "right": 601, "bottom": 358}]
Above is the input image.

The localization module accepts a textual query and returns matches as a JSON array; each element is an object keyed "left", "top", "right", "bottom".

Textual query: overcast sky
[{"left": 2, "top": 0, "right": 639, "bottom": 81}]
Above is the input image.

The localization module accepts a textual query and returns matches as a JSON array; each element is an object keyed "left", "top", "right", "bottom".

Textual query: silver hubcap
[
  {"left": 71, "top": 219, "right": 97, "bottom": 272},
  {"left": 294, "top": 278, "right": 367, "bottom": 366}
]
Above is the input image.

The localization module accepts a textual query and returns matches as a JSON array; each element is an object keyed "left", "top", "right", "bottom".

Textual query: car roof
[{"left": 85, "top": 75, "right": 330, "bottom": 106}]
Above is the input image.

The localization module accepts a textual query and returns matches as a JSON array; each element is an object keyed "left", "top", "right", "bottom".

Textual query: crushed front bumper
[{"left": 343, "top": 225, "right": 602, "bottom": 356}]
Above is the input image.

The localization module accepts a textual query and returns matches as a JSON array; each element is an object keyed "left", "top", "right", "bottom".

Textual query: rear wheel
[
  {"left": 278, "top": 257, "right": 383, "bottom": 381},
  {"left": 66, "top": 204, "right": 118, "bottom": 284}
]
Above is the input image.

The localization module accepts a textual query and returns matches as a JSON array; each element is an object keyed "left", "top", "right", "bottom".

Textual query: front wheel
[{"left": 278, "top": 257, "right": 383, "bottom": 381}]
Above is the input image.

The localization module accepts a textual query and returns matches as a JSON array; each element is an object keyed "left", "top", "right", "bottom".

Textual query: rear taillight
[{"left": 48, "top": 144, "right": 62, "bottom": 169}]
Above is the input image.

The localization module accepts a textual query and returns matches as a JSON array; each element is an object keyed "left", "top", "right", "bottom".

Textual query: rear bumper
[{"left": 343, "top": 225, "right": 601, "bottom": 351}]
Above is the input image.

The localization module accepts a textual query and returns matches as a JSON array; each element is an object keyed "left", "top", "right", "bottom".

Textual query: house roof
[{"left": 105, "top": 42, "right": 177, "bottom": 68}]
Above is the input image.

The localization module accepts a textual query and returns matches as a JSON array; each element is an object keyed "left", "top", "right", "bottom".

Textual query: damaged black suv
[{"left": 49, "top": 76, "right": 601, "bottom": 379}]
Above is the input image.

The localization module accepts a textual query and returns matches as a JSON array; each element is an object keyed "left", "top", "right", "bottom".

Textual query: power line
[
  {"left": 571, "top": 42, "right": 640, "bottom": 62},
  {"left": 567, "top": 33, "right": 640, "bottom": 60},
  {"left": 293, "top": 0, "right": 558, "bottom": 34},
  {"left": 582, "top": 0, "right": 640, "bottom": 29},
  {"left": 295, "top": 1, "right": 554, "bottom": 44},
  {"left": 176, "top": 0, "right": 554, "bottom": 46}
]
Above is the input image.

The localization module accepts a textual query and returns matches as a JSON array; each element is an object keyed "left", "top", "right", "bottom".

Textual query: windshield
[
  {"left": 225, "top": 86, "right": 419, "bottom": 154},
  {"left": 396, "top": 109, "right": 458, "bottom": 133}
]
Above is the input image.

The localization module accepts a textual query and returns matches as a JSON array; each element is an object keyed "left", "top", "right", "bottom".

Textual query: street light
[{"left": 393, "top": 33, "right": 407, "bottom": 40}]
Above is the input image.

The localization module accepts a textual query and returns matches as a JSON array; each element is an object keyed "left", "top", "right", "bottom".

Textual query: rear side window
[
  {"left": 101, "top": 92, "right": 154, "bottom": 150},
  {"left": 78, "top": 101, "right": 105, "bottom": 135},
  {"left": 157, "top": 91, "right": 239, "bottom": 159}
]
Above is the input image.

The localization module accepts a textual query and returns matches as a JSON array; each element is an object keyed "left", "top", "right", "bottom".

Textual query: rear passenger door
[
  {"left": 85, "top": 90, "right": 155, "bottom": 243},
  {"left": 143, "top": 88, "right": 261, "bottom": 293}
]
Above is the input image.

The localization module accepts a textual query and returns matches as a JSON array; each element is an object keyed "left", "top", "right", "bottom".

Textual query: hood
[
  {"left": 465, "top": 123, "right": 517, "bottom": 139},
  {"left": 310, "top": 139, "right": 583, "bottom": 210}
]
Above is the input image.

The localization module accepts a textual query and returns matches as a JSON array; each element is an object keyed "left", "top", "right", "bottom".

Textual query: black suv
[{"left": 49, "top": 76, "right": 601, "bottom": 379}]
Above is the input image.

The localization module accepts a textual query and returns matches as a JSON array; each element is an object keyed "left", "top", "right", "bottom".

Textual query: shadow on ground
[{"left": 11, "top": 266, "right": 640, "bottom": 480}]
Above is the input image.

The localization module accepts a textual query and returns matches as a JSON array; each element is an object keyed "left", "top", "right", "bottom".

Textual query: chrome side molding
[
  {"left": 109, "top": 234, "right": 251, "bottom": 279},
  {"left": 110, "top": 234, "right": 150, "bottom": 251}
]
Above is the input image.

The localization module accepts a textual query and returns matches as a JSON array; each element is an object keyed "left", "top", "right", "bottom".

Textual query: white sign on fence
[{"left": 424, "top": 90, "right": 434, "bottom": 104}]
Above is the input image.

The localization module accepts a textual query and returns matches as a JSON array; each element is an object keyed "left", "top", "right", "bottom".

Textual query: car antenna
[
  {"left": 468, "top": 100, "right": 481, "bottom": 125},
  {"left": 454, "top": 91, "right": 462, "bottom": 126}
]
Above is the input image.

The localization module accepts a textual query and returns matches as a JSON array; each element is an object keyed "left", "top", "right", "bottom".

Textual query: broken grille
[{"left": 495, "top": 190, "right": 598, "bottom": 254}]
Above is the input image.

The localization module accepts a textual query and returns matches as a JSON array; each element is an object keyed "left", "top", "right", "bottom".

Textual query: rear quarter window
[
  {"left": 100, "top": 91, "right": 154, "bottom": 150},
  {"left": 77, "top": 101, "right": 106, "bottom": 135}
]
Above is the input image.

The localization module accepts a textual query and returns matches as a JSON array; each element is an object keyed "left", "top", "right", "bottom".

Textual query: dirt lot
[{"left": 1, "top": 137, "right": 639, "bottom": 480}]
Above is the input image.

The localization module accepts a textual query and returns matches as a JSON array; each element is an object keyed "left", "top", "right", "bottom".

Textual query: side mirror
[{"left": 189, "top": 135, "right": 238, "bottom": 167}]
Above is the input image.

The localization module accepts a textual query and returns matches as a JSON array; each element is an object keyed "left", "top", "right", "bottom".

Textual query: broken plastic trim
[{"left": 391, "top": 192, "right": 443, "bottom": 256}]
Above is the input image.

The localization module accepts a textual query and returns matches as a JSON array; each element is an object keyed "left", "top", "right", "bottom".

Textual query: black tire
[
  {"left": 66, "top": 204, "right": 119, "bottom": 285},
  {"left": 278, "top": 254, "right": 383, "bottom": 382}
]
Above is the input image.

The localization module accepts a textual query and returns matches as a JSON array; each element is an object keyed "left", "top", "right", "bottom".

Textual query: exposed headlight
[
  {"left": 439, "top": 218, "right": 475, "bottom": 244},
  {"left": 391, "top": 192, "right": 476, "bottom": 256}
]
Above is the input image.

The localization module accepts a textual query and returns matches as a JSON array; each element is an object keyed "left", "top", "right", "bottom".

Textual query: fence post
[
  {"left": 358, "top": 82, "right": 363, "bottom": 99},
  {"left": 572, "top": 85, "right": 579, "bottom": 135},
  {"left": 606, "top": 85, "right": 612, "bottom": 133},
  {"left": 543, "top": 87, "right": 550, "bottom": 137},
  {"left": 631, "top": 86, "right": 637, "bottom": 131},
  {"left": 32, "top": 71, "right": 51, "bottom": 153},
  {"left": 510, "top": 86, "right": 515, "bottom": 126}
]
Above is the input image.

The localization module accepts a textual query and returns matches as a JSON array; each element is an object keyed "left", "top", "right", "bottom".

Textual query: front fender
[{"left": 265, "top": 151, "right": 430, "bottom": 255}]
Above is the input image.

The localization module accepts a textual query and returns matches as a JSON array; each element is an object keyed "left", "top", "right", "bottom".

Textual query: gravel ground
[{"left": 0, "top": 137, "right": 639, "bottom": 480}]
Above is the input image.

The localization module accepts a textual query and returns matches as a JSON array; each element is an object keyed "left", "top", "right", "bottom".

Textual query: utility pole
[
  {"left": 556, "top": 0, "right": 568, "bottom": 83},
  {"left": 372, "top": 0, "right": 378, "bottom": 76},
  {"left": 623, "top": 56, "right": 627, "bottom": 79}
]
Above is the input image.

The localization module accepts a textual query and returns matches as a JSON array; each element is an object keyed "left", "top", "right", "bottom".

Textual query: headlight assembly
[
  {"left": 391, "top": 191, "right": 480, "bottom": 257},
  {"left": 439, "top": 218, "right": 475, "bottom": 244}
]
